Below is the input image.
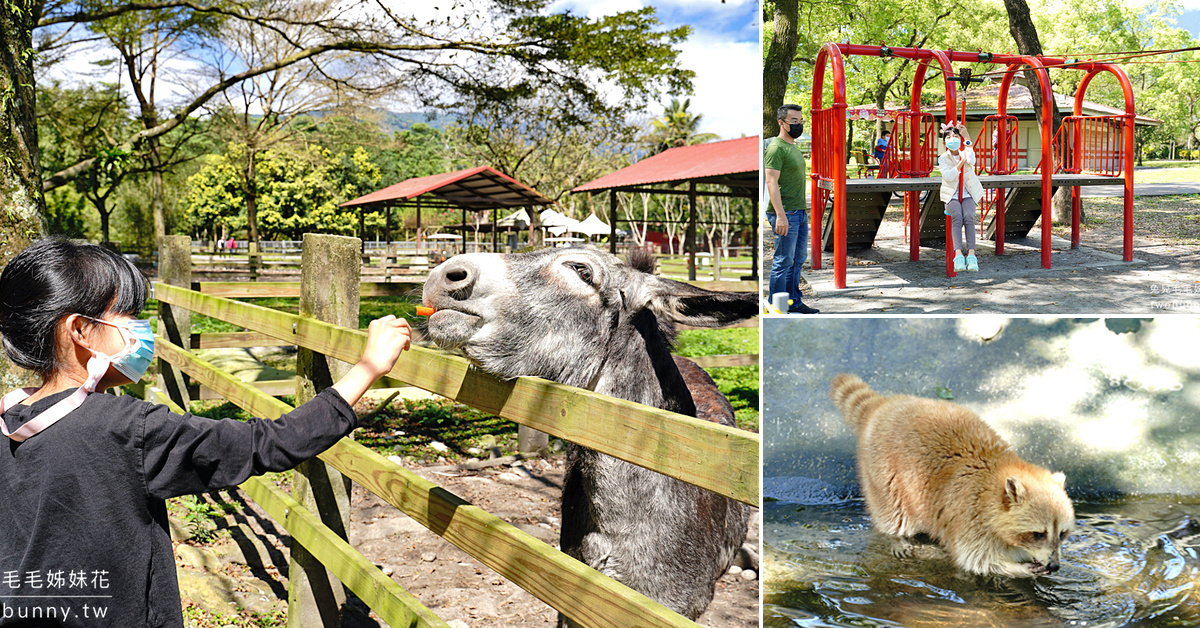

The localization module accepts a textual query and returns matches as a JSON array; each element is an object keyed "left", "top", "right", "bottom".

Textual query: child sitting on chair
[{"left": 939, "top": 122, "right": 984, "bottom": 272}]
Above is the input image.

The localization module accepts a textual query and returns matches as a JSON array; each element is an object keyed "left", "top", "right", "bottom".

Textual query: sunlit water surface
[{"left": 764, "top": 496, "right": 1200, "bottom": 628}]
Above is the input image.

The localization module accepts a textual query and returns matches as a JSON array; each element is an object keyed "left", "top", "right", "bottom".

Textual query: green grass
[
  {"left": 674, "top": 328, "right": 760, "bottom": 432},
  {"left": 674, "top": 327, "right": 758, "bottom": 357},
  {"left": 355, "top": 398, "right": 519, "bottom": 463},
  {"left": 182, "top": 603, "right": 286, "bottom": 628},
  {"left": 1134, "top": 164, "right": 1200, "bottom": 184}
]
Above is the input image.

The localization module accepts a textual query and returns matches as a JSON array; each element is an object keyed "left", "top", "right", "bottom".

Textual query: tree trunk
[
  {"left": 0, "top": 0, "right": 46, "bottom": 389},
  {"left": 0, "top": 4, "right": 45, "bottom": 255},
  {"left": 245, "top": 150, "right": 259, "bottom": 243},
  {"left": 99, "top": 204, "right": 111, "bottom": 244},
  {"left": 149, "top": 136, "right": 166, "bottom": 247},
  {"left": 763, "top": 0, "right": 799, "bottom": 138},
  {"left": 1003, "top": 0, "right": 1077, "bottom": 224}
]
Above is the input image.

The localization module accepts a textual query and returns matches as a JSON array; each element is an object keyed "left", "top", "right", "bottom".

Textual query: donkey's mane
[{"left": 626, "top": 247, "right": 657, "bottom": 275}]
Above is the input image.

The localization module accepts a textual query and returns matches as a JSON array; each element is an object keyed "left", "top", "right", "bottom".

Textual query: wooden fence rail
[
  {"left": 153, "top": 326, "right": 711, "bottom": 628},
  {"left": 153, "top": 388, "right": 450, "bottom": 628},
  {"left": 156, "top": 282, "right": 758, "bottom": 505},
  {"left": 152, "top": 232, "right": 758, "bottom": 627}
]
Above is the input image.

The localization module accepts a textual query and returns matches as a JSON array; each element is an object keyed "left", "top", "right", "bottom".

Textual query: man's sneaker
[
  {"left": 966, "top": 254, "right": 979, "bottom": 271},
  {"left": 788, "top": 302, "right": 820, "bottom": 314},
  {"left": 953, "top": 253, "right": 966, "bottom": 272}
]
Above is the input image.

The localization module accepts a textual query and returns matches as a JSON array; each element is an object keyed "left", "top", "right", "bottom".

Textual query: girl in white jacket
[{"left": 939, "top": 123, "right": 985, "bottom": 271}]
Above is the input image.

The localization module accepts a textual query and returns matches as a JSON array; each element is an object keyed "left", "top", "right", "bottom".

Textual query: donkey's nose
[
  {"left": 445, "top": 265, "right": 471, "bottom": 285},
  {"left": 430, "top": 258, "right": 478, "bottom": 299}
]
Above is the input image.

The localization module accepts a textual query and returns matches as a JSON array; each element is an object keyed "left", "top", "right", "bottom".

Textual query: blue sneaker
[
  {"left": 953, "top": 253, "right": 965, "bottom": 272},
  {"left": 966, "top": 254, "right": 979, "bottom": 271}
]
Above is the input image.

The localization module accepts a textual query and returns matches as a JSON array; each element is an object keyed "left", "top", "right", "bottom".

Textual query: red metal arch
[
  {"left": 809, "top": 42, "right": 848, "bottom": 284},
  {"left": 1073, "top": 63, "right": 1136, "bottom": 261},
  {"left": 802, "top": 43, "right": 1133, "bottom": 289},
  {"left": 996, "top": 57, "right": 1054, "bottom": 264}
]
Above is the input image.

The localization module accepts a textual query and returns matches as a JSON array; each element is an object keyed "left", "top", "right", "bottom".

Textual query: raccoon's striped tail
[{"left": 830, "top": 374, "right": 885, "bottom": 435}]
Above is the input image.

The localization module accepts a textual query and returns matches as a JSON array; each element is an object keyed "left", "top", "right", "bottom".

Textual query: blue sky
[
  {"left": 1177, "top": 9, "right": 1200, "bottom": 36},
  {"left": 547, "top": 0, "right": 760, "bottom": 140}
]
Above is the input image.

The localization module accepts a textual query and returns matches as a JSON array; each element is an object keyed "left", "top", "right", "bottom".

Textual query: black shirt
[{"left": 0, "top": 387, "right": 357, "bottom": 627}]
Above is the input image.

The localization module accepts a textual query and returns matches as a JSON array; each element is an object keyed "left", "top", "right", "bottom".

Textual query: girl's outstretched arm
[{"left": 331, "top": 315, "right": 412, "bottom": 406}]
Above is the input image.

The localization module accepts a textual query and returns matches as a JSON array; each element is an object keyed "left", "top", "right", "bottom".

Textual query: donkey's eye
[{"left": 565, "top": 261, "right": 593, "bottom": 284}]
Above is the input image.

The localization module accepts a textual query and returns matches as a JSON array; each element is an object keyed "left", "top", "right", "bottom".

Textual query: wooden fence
[
  {"left": 151, "top": 234, "right": 759, "bottom": 627},
  {"left": 186, "top": 250, "right": 760, "bottom": 285}
]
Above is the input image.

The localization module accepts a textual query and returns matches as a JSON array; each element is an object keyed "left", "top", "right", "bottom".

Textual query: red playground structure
[{"left": 809, "top": 43, "right": 1135, "bottom": 288}]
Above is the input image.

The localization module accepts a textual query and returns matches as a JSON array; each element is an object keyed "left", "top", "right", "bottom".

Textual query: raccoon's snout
[{"left": 1030, "top": 558, "right": 1059, "bottom": 575}]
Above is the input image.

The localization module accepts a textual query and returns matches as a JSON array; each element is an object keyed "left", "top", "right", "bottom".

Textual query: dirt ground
[
  {"left": 346, "top": 457, "right": 760, "bottom": 627},
  {"left": 181, "top": 454, "right": 760, "bottom": 628}
]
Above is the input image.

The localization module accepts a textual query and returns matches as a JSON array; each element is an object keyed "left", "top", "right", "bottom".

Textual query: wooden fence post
[
  {"left": 288, "top": 233, "right": 361, "bottom": 628},
  {"left": 157, "top": 235, "right": 192, "bottom": 409},
  {"left": 249, "top": 241, "right": 260, "bottom": 282}
]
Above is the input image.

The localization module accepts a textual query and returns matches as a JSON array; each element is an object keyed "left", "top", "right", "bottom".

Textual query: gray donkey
[{"left": 422, "top": 246, "right": 755, "bottom": 626}]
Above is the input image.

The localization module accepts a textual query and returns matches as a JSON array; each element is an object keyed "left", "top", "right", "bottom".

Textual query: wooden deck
[{"left": 817, "top": 173, "right": 1125, "bottom": 193}]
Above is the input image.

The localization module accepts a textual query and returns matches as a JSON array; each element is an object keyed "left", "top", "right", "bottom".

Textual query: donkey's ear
[{"left": 635, "top": 276, "right": 758, "bottom": 328}]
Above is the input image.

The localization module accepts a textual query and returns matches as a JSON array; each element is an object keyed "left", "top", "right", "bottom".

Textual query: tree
[
  {"left": 2, "top": 0, "right": 694, "bottom": 264},
  {"left": 182, "top": 143, "right": 380, "bottom": 240},
  {"left": 86, "top": 3, "right": 225, "bottom": 246},
  {"left": 762, "top": 0, "right": 799, "bottom": 137},
  {"left": 196, "top": 0, "right": 359, "bottom": 247},
  {"left": 36, "top": 80, "right": 137, "bottom": 243},
  {"left": 641, "top": 98, "right": 719, "bottom": 155}
]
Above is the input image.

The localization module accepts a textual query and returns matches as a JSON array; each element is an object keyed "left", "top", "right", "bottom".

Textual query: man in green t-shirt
[{"left": 765, "top": 103, "right": 817, "bottom": 314}]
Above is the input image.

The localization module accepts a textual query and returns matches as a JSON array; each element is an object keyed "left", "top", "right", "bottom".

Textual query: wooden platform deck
[{"left": 816, "top": 173, "right": 1125, "bottom": 193}]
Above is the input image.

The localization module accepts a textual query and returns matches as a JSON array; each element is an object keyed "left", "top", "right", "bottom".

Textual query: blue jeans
[{"left": 767, "top": 210, "right": 808, "bottom": 306}]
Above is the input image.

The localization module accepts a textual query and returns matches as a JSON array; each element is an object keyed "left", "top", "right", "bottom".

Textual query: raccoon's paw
[{"left": 888, "top": 537, "right": 918, "bottom": 559}]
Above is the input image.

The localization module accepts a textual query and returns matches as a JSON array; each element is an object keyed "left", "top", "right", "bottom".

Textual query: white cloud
[
  {"left": 673, "top": 33, "right": 760, "bottom": 139},
  {"left": 548, "top": 0, "right": 644, "bottom": 19}
]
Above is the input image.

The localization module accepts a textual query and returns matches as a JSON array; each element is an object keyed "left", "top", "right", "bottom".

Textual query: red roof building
[{"left": 572, "top": 136, "right": 759, "bottom": 281}]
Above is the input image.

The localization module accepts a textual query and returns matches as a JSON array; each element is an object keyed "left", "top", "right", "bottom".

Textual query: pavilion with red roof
[
  {"left": 341, "top": 166, "right": 553, "bottom": 253},
  {"left": 571, "top": 136, "right": 759, "bottom": 281}
]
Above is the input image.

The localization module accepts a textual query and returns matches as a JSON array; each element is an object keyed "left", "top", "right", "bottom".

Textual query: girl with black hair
[
  {"left": 0, "top": 238, "right": 412, "bottom": 627},
  {"left": 939, "top": 122, "right": 985, "bottom": 272}
]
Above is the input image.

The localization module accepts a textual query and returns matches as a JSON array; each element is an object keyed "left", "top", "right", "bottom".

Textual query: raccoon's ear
[
  {"left": 1003, "top": 477, "right": 1025, "bottom": 509},
  {"left": 1051, "top": 472, "right": 1066, "bottom": 488}
]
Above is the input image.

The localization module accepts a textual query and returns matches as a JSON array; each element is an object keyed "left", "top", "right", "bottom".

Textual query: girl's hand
[{"left": 357, "top": 315, "right": 412, "bottom": 379}]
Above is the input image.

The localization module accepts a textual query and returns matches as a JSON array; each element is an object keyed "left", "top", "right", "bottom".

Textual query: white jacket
[{"left": 939, "top": 144, "right": 985, "bottom": 203}]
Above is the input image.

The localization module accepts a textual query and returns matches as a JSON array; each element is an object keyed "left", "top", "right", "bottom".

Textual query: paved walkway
[
  {"left": 799, "top": 235, "right": 1200, "bottom": 314},
  {"left": 771, "top": 180, "right": 1200, "bottom": 314}
]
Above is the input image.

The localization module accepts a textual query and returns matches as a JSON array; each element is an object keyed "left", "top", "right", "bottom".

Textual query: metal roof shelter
[
  {"left": 341, "top": 166, "right": 554, "bottom": 253},
  {"left": 571, "top": 136, "right": 759, "bottom": 281}
]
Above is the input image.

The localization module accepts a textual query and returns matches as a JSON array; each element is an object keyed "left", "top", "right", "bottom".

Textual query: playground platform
[{"left": 815, "top": 174, "right": 1124, "bottom": 253}]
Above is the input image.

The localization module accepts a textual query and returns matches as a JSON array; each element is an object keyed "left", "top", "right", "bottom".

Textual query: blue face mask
[
  {"left": 946, "top": 137, "right": 961, "bottom": 151},
  {"left": 84, "top": 317, "right": 155, "bottom": 382}
]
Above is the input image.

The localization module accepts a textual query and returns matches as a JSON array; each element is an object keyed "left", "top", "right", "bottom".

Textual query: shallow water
[{"left": 763, "top": 495, "right": 1200, "bottom": 628}]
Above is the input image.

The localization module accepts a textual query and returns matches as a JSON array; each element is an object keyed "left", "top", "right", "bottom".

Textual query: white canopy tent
[{"left": 569, "top": 213, "right": 611, "bottom": 238}]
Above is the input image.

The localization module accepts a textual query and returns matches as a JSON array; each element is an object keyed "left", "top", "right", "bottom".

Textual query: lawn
[
  {"left": 1134, "top": 162, "right": 1200, "bottom": 184},
  {"left": 1052, "top": 194, "right": 1200, "bottom": 246}
]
